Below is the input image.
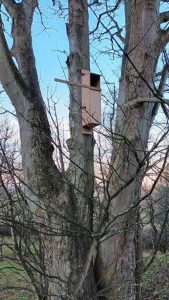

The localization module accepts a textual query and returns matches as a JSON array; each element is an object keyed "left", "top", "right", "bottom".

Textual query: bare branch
[
  {"left": 158, "top": 63, "right": 169, "bottom": 94},
  {"left": 90, "top": 0, "right": 122, "bottom": 35},
  {"left": 22, "top": 0, "right": 38, "bottom": 10},
  {"left": 1, "top": 0, "right": 16, "bottom": 16},
  {"left": 123, "top": 96, "right": 169, "bottom": 107},
  {"left": 152, "top": 63, "right": 169, "bottom": 119},
  {"left": 160, "top": 11, "right": 169, "bottom": 24},
  {"left": 0, "top": 19, "right": 28, "bottom": 110},
  {"left": 72, "top": 239, "right": 97, "bottom": 299},
  {"left": 161, "top": 28, "right": 169, "bottom": 47}
]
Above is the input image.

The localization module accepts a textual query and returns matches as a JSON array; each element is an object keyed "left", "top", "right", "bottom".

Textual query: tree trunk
[
  {"left": 60, "top": 0, "right": 96, "bottom": 298},
  {"left": 0, "top": 1, "right": 96, "bottom": 299},
  {"left": 96, "top": 1, "right": 161, "bottom": 299},
  {"left": 1, "top": 1, "right": 168, "bottom": 300}
]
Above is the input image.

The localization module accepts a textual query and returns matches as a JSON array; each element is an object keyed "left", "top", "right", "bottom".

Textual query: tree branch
[
  {"left": 152, "top": 63, "right": 169, "bottom": 119},
  {"left": 161, "top": 28, "right": 169, "bottom": 47},
  {"left": 158, "top": 63, "right": 169, "bottom": 94},
  {"left": 1, "top": 0, "right": 17, "bottom": 17},
  {"left": 72, "top": 239, "right": 97, "bottom": 299},
  {"left": 0, "top": 18, "right": 28, "bottom": 110},
  {"left": 90, "top": 0, "right": 122, "bottom": 35},
  {"left": 0, "top": 3, "right": 62, "bottom": 193},
  {"left": 122, "top": 97, "right": 169, "bottom": 108},
  {"left": 22, "top": 0, "right": 38, "bottom": 10},
  {"left": 158, "top": 63, "right": 169, "bottom": 119},
  {"left": 160, "top": 11, "right": 169, "bottom": 24}
]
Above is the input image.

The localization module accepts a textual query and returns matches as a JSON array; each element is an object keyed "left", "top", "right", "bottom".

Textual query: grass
[
  {"left": 1, "top": 238, "right": 169, "bottom": 300},
  {"left": 142, "top": 253, "right": 169, "bottom": 300},
  {"left": 0, "top": 237, "right": 36, "bottom": 300},
  {"left": 0, "top": 260, "right": 35, "bottom": 300}
]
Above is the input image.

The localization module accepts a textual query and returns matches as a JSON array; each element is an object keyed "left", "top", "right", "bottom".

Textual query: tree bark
[
  {"left": 0, "top": 1, "right": 64, "bottom": 297},
  {"left": 62, "top": 0, "right": 96, "bottom": 298},
  {"left": 0, "top": 1, "right": 168, "bottom": 300},
  {"left": 0, "top": 1, "right": 96, "bottom": 299},
  {"left": 96, "top": 1, "right": 161, "bottom": 299}
]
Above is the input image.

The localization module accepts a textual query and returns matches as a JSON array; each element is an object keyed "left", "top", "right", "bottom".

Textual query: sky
[
  {"left": 31, "top": 0, "right": 123, "bottom": 116},
  {"left": 0, "top": 0, "right": 124, "bottom": 137},
  {"left": 0, "top": 0, "right": 124, "bottom": 129},
  {"left": 0, "top": 0, "right": 168, "bottom": 150},
  {"left": 0, "top": 0, "right": 167, "bottom": 193}
]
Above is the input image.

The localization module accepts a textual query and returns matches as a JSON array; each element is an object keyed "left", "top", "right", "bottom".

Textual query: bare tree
[
  {"left": 0, "top": 1, "right": 169, "bottom": 300},
  {"left": 92, "top": 0, "right": 169, "bottom": 299}
]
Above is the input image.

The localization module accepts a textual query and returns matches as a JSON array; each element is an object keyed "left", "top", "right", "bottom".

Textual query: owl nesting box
[{"left": 81, "top": 69, "right": 101, "bottom": 133}]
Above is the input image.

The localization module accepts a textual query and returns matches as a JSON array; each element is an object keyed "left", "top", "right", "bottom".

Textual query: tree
[
  {"left": 143, "top": 164, "right": 169, "bottom": 254},
  {"left": 95, "top": 1, "right": 169, "bottom": 299},
  {"left": 0, "top": 0, "right": 169, "bottom": 300}
]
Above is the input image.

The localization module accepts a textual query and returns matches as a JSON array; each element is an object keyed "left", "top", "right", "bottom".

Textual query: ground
[
  {"left": 0, "top": 241, "right": 169, "bottom": 299},
  {"left": 142, "top": 253, "right": 169, "bottom": 300}
]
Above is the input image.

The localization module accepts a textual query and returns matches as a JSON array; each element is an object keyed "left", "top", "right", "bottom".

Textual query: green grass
[
  {"left": 142, "top": 253, "right": 169, "bottom": 300},
  {"left": 1, "top": 239, "right": 169, "bottom": 300},
  {"left": 0, "top": 239, "right": 35, "bottom": 300},
  {"left": 0, "top": 260, "right": 35, "bottom": 299}
]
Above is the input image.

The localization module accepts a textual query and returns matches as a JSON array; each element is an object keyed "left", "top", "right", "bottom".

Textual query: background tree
[{"left": 143, "top": 164, "right": 169, "bottom": 254}]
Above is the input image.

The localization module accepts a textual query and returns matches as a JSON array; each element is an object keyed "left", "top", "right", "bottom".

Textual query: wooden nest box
[
  {"left": 81, "top": 69, "right": 101, "bottom": 134},
  {"left": 54, "top": 69, "right": 101, "bottom": 135}
]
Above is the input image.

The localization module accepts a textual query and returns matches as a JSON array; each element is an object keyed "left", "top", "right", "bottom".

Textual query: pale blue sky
[
  {"left": 0, "top": 0, "right": 124, "bottom": 123},
  {"left": 1, "top": 0, "right": 167, "bottom": 136},
  {"left": 31, "top": 0, "right": 123, "bottom": 117}
]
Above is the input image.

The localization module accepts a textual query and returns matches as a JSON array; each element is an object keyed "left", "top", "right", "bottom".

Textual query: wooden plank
[
  {"left": 82, "top": 72, "right": 91, "bottom": 128},
  {"left": 54, "top": 78, "right": 101, "bottom": 91},
  {"left": 90, "top": 90, "right": 101, "bottom": 125},
  {"left": 81, "top": 71, "right": 101, "bottom": 128}
]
